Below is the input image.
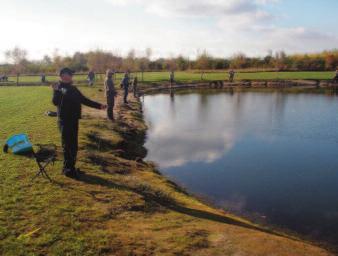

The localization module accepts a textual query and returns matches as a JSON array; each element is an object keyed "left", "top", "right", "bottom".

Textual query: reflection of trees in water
[
  {"left": 198, "top": 91, "right": 235, "bottom": 123},
  {"left": 169, "top": 91, "right": 176, "bottom": 119},
  {"left": 170, "top": 90, "right": 175, "bottom": 101},
  {"left": 230, "top": 91, "right": 288, "bottom": 131},
  {"left": 271, "top": 92, "right": 287, "bottom": 128},
  {"left": 198, "top": 93, "right": 211, "bottom": 123},
  {"left": 232, "top": 92, "right": 245, "bottom": 126}
]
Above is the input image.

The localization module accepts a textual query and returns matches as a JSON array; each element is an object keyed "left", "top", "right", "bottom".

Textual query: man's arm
[
  {"left": 78, "top": 89, "right": 102, "bottom": 109},
  {"left": 52, "top": 84, "right": 62, "bottom": 106}
]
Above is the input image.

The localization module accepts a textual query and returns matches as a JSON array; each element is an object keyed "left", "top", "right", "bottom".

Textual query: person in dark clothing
[
  {"left": 334, "top": 69, "right": 338, "bottom": 83},
  {"left": 169, "top": 71, "right": 175, "bottom": 86},
  {"left": 104, "top": 69, "right": 116, "bottom": 120},
  {"left": 229, "top": 70, "right": 235, "bottom": 82},
  {"left": 120, "top": 72, "right": 130, "bottom": 104},
  {"left": 41, "top": 73, "right": 46, "bottom": 83},
  {"left": 133, "top": 76, "right": 138, "bottom": 97},
  {"left": 87, "top": 70, "right": 95, "bottom": 86},
  {"left": 52, "top": 67, "right": 106, "bottom": 178}
]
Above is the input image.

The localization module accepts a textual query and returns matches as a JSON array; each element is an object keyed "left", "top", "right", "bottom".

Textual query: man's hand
[
  {"left": 101, "top": 104, "right": 107, "bottom": 110},
  {"left": 52, "top": 83, "right": 60, "bottom": 90}
]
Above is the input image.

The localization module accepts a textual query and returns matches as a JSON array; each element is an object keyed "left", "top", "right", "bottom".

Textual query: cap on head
[{"left": 59, "top": 67, "right": 75, "bottom": 76}]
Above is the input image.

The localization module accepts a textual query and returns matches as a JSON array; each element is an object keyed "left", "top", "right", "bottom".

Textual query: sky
[{"left": 0, "top": 0, "right": 337, "bottom": 61}]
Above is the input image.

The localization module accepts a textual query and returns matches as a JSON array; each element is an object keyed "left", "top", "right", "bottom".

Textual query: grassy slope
[
  {"left": 6, "top": 71, "right": 336, "bottom": 84},
  {"left": 0, "top": 86, "right": 333, "bottom": 255}
]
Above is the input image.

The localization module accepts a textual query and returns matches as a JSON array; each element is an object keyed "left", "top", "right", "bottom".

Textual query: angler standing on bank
[
  {"left": 52, "top": 68, "right": 106, "bottom": 178},
  {"left": 104, "top": 69, "right": 116, "bottom": 121},
  {"left": 120, "top": 72, "right": 130, "bottom": 104}
]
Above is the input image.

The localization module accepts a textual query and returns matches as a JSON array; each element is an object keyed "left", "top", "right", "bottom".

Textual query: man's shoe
[
  {"left": 75, "top": 168, "right": 86, "bottom": 175},
  {"left": 62, "top": 168, "right": 71, "bottom": 175},
  {"left": 63, "top": 168, "right": 78, "bottom": 179}
]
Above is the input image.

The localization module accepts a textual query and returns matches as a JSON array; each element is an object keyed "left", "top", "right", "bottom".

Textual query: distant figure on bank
[
  {"left": 104, "top": 69, "right": 116, "bottom": 121},
  {"left": 334, "top": 69, "right": 338, "bottom": 83},
  {"left": 41, "top": 73, "right": 46, "bottom": 83},
  {"left": 0, "top": 75, "right": 8, "bottom": 82},
  {"left": 229, "top": 69, "right": 235, "bottom": 82},
  {"left": 120, "top": 72, "right": 130, "bottom": 104},
  {"left": 52, "top": 67, "right": 106, "bottom": 178},
  {"left": 133, "top": 76, "right": 138, "bottom": 97},
  {"left": 87, "top": 70, "right": 95, "bottom": 86},
  {"left": 170, "top": 71, "right": 175, "bottom": 86}
]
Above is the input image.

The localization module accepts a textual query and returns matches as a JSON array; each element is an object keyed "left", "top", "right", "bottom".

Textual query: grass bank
[
  {"left": 0, "top": 85, "right": 333, "bottom": 255},
  {"left": 4, "top": 71, "right": 336, "bottom": 85}
]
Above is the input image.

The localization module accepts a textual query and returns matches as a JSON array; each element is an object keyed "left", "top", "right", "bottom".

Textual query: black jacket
[{"left": 52, "top": 82, "right": 101, "bottom": 121}]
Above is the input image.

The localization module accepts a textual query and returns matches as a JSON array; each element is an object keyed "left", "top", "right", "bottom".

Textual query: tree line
[{"left": 1, "top": 47, "right": 337, "bottom": 75}]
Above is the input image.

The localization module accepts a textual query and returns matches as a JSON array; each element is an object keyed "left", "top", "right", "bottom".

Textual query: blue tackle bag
[{"left": 4, "top": 134, "right": 33, "bottom": 155}]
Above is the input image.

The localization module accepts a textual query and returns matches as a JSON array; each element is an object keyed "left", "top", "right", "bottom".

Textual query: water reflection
[
  {"left": 144, "top": 91, "right": 338, "bottom": 246},
  {"left": 144, "top": 93, "right": 235, "bottom": 168}
]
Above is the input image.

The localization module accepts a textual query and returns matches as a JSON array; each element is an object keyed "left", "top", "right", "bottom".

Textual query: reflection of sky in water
[
  {"left": 143, "top": 91, "right": 338, "bottom": 245},
  {"left": 144, "top": 94, "right": 236, "bottom": 167}
]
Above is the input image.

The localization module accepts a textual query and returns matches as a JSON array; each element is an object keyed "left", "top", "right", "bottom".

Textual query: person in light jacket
[{"left": 104, "top": 69, "right": 116, "bottom": 120}]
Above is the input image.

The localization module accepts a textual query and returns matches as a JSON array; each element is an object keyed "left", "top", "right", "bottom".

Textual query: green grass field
[
  {"left": 0, "top": 86, "right": 333, "bottom": 255},
  {"left": 5, "top": 71, "right": 336, "bottom": 85}
]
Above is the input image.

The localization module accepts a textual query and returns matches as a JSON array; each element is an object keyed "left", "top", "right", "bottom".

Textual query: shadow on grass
[
  {"left": 86, "top": 131, "right": 118, "bottom": 151},
  {"left": 76, "top": 173, "right": 299, "bottom": 242}
]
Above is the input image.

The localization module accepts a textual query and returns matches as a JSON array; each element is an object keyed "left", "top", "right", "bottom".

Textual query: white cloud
[
  {"left": 144, "top": 94, "right": 237, "bottom": 168},
  {"left": 107, "top": 0, "right": 278, "bottom": 17},
  {"left": 104, "top": 0, "right": 338, "bottom": 57}
]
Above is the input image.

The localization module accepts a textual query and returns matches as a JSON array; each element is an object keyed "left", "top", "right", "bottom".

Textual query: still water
[{"left": 143, "top": 90, "right": 338, "bottom": 245}]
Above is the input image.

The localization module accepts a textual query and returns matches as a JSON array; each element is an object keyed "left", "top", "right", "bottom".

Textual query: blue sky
[{"left": 0, "top": 0, "right": 337, "bottom": 61}]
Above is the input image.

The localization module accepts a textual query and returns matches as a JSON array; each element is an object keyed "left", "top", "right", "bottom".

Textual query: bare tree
[
  {"left": 195, "top": 50, "right": 211, "bottom": 80},
  {"left": 42, "top": 55, "right": 52, "bottom": 65},
  {"left": 146, "top": 48, "right": 152, "bottom": 60},
  {"left": 87, "top": 50, "right": 114, "bottom": 73},
  {"left": 230, "top": 52, "right": 249, "bottom": 69},
  {"left": 52, "top": 49, "right": 64, "bottom": 72},
  {"left": 138, "top": 48, "right": 153, "bottom": 81},
  {"left": 123, "top": 49, "right": 136, "bottom": 72},
  {"left": 5, "top": 47, "right": 28, "bottom": 74}
]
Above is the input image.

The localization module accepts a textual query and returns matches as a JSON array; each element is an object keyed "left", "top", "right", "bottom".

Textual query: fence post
[{"left": 16, "top": 73, "right": 19, "bottom": 86}]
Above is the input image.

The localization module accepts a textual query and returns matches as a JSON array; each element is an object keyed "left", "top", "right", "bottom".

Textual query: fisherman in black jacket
[{"left": 52, "top": 68, "right": 106, "bottom": 178}]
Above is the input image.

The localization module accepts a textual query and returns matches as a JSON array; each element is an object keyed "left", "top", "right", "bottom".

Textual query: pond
[{"left": 143, "top": 90, "right": 338, "bottom": 246}]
